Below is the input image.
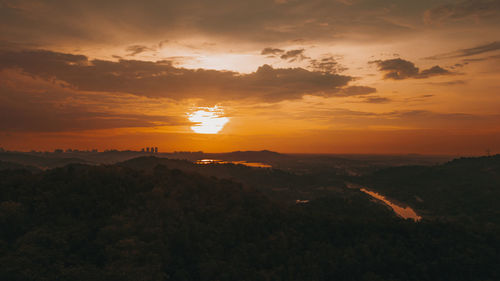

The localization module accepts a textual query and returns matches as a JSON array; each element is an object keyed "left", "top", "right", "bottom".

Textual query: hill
[
  {"left": 0, "top": 160, "right": 41, "bottom": 173},
  {"left": 118, "top": 156, "right": 346, "bottom": 203},
  {"left": 0, "top": 152, "right": 90, "bottom": 169},
  {"left": 1, "top": 163, "right": 499, "bottom": 280}
]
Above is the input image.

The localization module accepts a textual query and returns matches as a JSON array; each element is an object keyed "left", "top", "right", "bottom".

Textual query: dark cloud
[
  {"left": 0, "top": 49, "right": 367, "bottom": 102},
  {"left": 0, "top": 105, "right": 181, "bottom": 132},
  {"left": 261, "top": 47, "right": 285, "bottom": 56},
  {"left": 309, "top": 56, "right": 347, "bottom": 73},
  {"left": 261, "top": 48, "right": 309, "bottom": 62},
  {"left": 0, "top": 0, "right": 433, "bottom": 47},
  {"left": 462, "top": 54, "right": 500, "bottom": 62},
  {"left": 455, "top": 41, "right": 500, "bottom": 57},
  {"left": 280, "top": 49, "right": 308, "bottom": 62},
  {"left": 371, "top": 58, "right": 452, "bottom": 80},
  {"left": 371, "top": 58, "right": 417, "bottom": 79},
  {"left": 429, "top": 80, "right": 467, "bottom": 86},
  {"left": 419, "top": 65, "right": 451, "bottom": 77},
  {"left": 0, "top": 72, "right": 186, "bottom": 132},
  {"left": 336, "top": 86, "right": 377, "bottom": 96},
  {"left": 426, "top": 41, "right": 500, "bottom": 60},
  {"left": 449, "top": 63, "right": 466, "bottom": 69},
  {"left": 424, "top": 0, "right": 500, "bottom": 24},
  {"left": 361, "top": 96, "right": 391, "bottom": 104},
  {"left": 126, "top": 45, "right": 154, "bottom": 56},
  {"left": 403, "top": 94, "right": 435, "bottom": 103}
]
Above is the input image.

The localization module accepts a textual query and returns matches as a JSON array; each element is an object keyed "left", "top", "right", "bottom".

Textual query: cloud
[
  {"left": 360, "top": 96, "right": 391, "bottom": 104},
  {"left": 261, "top": 47, "right": 285, "bottom": 56},
  {"left": 309, "top": 56, "right": 347, "bottom": 74},
  {"left": 279, "top": 49, "right": 308, "bottom": 62},
  {"left": 126, "top": 45, "right": 155, "bottom": 56},
  {"left": 424, "top": 0, "right": 500, "bottom": 24},
  {"left": 429, "top": 80, "right": 467, "bottom": 86},
  {"left": 261, "top": 47, "right": 309, "bottom": 62},
  {"left": 454, "top": 41, "right": 500, "bottom": 57},
  {"left": 425, "top": 41, "right": 500, "bottom": 60},
  {"left": 0, "top": 49, "right": 370, "bottom": 102},
  {"left": 463, "top": 54, "right": 500, "bottom": 62},
  {"left": 0, "top": 105, "right": 180, "bottom": 132},
  {"left": 336, "top": 86, "right": 376, "bottom": 97},
  {"left": 370, "top": 58, "right": 452, "bottom": 80},
  {"left": 419, "top": 65, "right": 451, "bottom": 77},
  {"left": 1, "top": 0, "right": 434, "bottom": 50},
  {"left": 263, "top": 49, "right": 347, "bottom": 72},
  {"left": 0, "top": 69, "right": 187, "bottom": 132}
]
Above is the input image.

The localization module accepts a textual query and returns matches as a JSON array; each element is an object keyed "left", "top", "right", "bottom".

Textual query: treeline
[
  {"left": 120, "top": 156, "right": 347, "bottom": 202},
  {"left": 1, "top": 163, "right": 499, "bottom": 280}
]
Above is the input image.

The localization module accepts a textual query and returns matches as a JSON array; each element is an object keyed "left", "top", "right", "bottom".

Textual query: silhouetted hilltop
[
  {"left": 446, "top": 154, "right": 500, "bottom": 168},
  {"left": 119, "top": 156, "right": 345, "bottom": 203},
  {"left": 0, "top": 152, "right": 89, "bottom": 169},
  {"left": 0, "top": 160, "right": 41, "bottom": 173},
  {"left": 0, "top": 151, "right": 453, "bottom": 178}
]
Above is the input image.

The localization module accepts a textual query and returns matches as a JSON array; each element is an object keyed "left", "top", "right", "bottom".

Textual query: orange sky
[{"left": 1, "top": 0, "right": 500, "bottom": 154}]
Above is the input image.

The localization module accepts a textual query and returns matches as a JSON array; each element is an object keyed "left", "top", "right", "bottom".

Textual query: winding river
[{"left": 360, "top": 188, "right": 422, "bottom": 222}]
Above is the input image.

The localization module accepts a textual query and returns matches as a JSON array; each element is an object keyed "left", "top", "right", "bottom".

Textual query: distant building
[
  {"left": 141, "top": 147, "right": 158, "bottom": 153},
  {"left": 54, "top": 149, "right": 63, "bottom": 153}
]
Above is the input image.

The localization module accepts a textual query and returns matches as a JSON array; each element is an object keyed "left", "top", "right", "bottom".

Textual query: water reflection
[
  {"left": 195, "top": 159, "right": 271, "bottom": 168},
  {"left": 360, "top": 188, "right": 422, "bottom": 222}
]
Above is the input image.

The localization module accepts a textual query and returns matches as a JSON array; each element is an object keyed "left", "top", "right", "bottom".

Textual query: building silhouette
[{"left": 141, "top": 147, "right": 159, "bottom": 153}]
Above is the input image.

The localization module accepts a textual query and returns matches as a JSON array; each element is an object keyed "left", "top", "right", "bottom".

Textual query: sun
[{"left": 187, "top": 106, "right": 230, "bottom": 134}]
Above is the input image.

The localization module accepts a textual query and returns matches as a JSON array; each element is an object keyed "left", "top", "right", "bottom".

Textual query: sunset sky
[{"left": 1, "top": 0, "right": 499, "bottom": 154}]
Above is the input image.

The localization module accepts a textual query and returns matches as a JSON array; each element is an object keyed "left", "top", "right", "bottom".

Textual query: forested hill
[
  {"left": 364, "top": 154, "right": 500, "bottom": 225},
  {"left": 118, "top": 156, "right": 346, "bottom": 201},
  {"left": 1, "top": 163, "right": 500, "bottom": 280},
  {"left": 0, "top": 160, "right": 41, "bottom": 173}
]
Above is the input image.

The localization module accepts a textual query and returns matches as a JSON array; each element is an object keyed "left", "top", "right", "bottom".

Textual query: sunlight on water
[
  {"left": 361, "top": 188, "right": 422, "bottom": 222},
  {"left": 195, "top": 159, "right": 271, "bottom": 168}
]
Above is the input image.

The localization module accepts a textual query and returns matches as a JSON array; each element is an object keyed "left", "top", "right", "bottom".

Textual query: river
[
  {"left": 195, "top": 159, "right": 271, "bottom": 168},
  {"left": 360, "top": 188, "right": 422, "bottom": 222}
]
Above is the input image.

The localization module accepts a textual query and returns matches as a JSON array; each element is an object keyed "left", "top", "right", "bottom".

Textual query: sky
[{"left": 1, "top": 0, "right": 499, "bottom": 154}]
